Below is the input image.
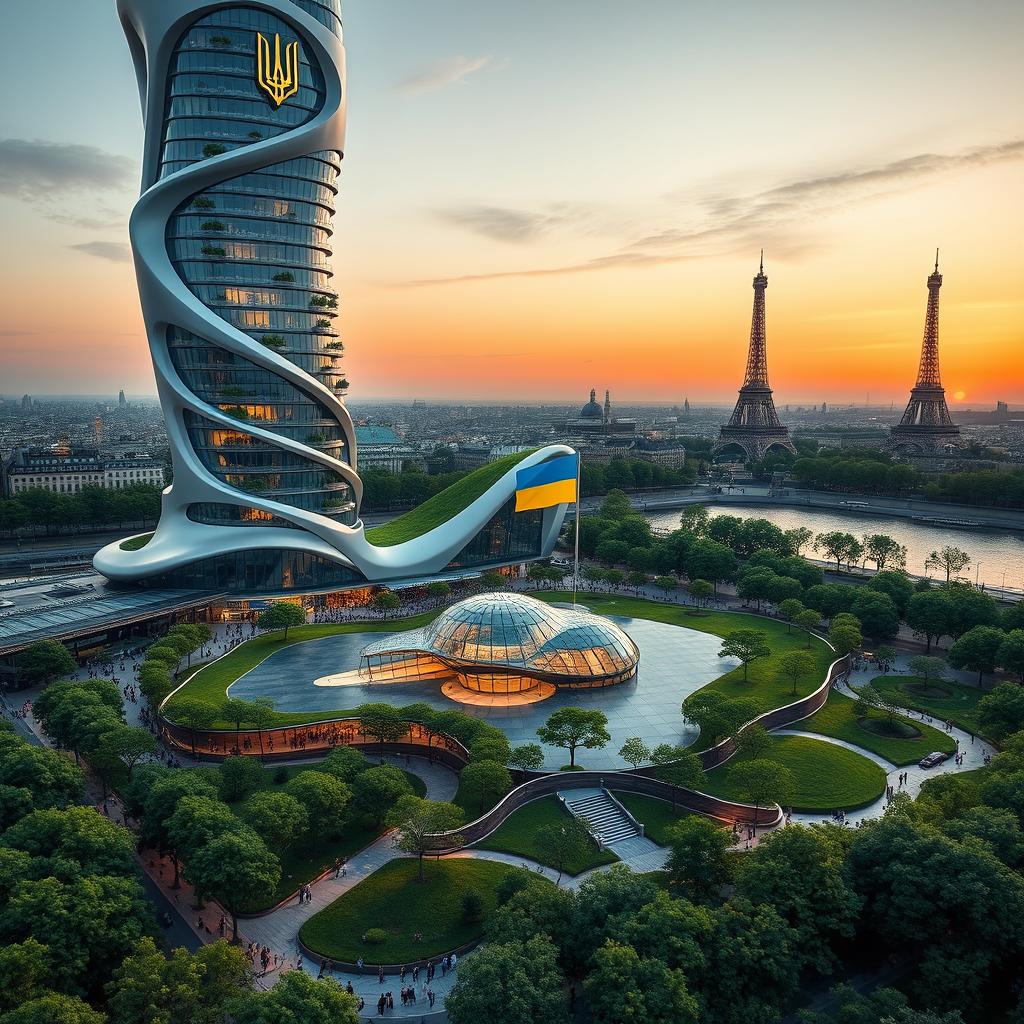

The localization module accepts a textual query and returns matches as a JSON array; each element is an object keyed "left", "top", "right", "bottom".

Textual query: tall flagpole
[{"left": 572, "top": 455, "right": 581, "bottom": 607}]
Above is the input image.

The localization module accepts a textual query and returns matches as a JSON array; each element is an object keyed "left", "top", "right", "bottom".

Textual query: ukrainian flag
[{"left": 515, "top": 454, "right": 579, "bottom": 512}]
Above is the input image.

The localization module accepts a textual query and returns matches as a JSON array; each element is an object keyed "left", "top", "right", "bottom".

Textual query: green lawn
[
  {"left": 474, "top": 795, "right": 618, "bottom": 875},
  {"left": 533, "top": 592, "right": 836, "bottom": 733},
  {"left": 365, "top": 449, "right": 538, "bottom": 547},
  {"left": 299, "top": 858, "right": 523, "bottom": 962},
  {"left": 799, "top": 690, "right": 956, "bottom": 766},
  {"left": 869, "top": 674, "right": 987, "bottom": 737},
  {"left": 231, "top": 764, "right": 426, "bottom": 911},
  {"left": 163, "top": 614, "right": 439, "bottom": 727},
  {"left": 699, "top": 734, "right": 887, "bottom": 814},
  {"left": 613, "top": 792, "right": 694, "bottom": 846},
  {"left": 119, "top": 532, "right": 153, "bottom": 551}
]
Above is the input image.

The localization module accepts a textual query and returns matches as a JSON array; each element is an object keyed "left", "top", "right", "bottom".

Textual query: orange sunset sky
[{"left": 1, "top": 0, "right": 1022, "bottom": 405}]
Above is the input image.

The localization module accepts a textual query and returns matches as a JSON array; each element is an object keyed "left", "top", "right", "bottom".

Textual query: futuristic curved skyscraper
[{"left": 97, "top": 0, "right": 573, "bottom": 595}]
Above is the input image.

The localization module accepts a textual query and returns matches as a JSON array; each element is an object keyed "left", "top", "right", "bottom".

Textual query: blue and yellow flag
[{"left": 515, "top": 454, "right": 579, "bottom": 512}]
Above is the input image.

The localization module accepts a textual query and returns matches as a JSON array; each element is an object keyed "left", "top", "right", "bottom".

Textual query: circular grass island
[
  {"left": 299, "top": 858, "right": 528, "bottom": 965},
  {"left": 698, "top": 734, "right": 888, "bottom": 814}
]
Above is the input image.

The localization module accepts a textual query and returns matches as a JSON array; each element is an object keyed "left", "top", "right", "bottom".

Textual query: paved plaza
[{"left": 228, "top": 614, "right": 738, "bottom": 770}]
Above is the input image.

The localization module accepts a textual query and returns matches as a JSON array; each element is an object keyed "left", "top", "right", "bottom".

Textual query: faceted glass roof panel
[{"left": 360, "top": 592, "right": 639, "bottom": 683}]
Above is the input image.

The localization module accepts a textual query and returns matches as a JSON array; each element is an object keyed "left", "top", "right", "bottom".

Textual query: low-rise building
[{"left": 3, "top": 447, "right": 165, "bottom": 496}]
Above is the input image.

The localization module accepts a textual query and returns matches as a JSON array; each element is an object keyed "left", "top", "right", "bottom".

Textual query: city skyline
[{"left": 1, "top": 0, "right": 1022, "bottom": 402}]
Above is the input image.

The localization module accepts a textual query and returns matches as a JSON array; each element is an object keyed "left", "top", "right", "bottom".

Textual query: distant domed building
[
  {"left": 357, "top": 592, "right": 639, "bottom": 705},
  {"left": 579, "top": 388, "right": 604, "bottom": 421}
]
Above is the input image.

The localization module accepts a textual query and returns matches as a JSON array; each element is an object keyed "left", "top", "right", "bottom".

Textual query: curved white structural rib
[{"left": 96, "top": 0, "right": 573, "bottom": 595}]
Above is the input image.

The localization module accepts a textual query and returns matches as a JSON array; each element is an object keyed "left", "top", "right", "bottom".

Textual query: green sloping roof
[{"left": 364, "top": 449, "right": 539, "bottom": 548}]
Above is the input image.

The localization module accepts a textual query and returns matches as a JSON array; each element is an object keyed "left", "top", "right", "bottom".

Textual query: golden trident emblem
[{"left": 256, "top": 32, "right": 300, "bottom": 107}]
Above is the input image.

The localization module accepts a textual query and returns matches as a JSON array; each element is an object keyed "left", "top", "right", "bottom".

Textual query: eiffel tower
[
  {"left": 712, "top": 254, "right": 796, "bottom": 461},
  {"left": 885, "top": 253, "right": 962, "bottom": 454}
]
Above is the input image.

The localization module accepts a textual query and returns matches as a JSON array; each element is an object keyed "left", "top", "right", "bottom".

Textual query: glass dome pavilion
[{"left": 358, "top": 592, "right": 639, "bottom": 698}]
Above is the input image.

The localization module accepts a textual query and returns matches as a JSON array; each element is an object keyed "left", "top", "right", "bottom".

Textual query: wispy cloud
[
  {"left": 404, "top": 137, "right": 1024, "bottom": 286},
  {"left": 70, "top": 241, "right": 131, "bottom": 263},
  {"left": 398, "top": 55, "right": 492, "bottom": 96},
  {"left": 0, "top": 139, "right": 134, "bottom": 203},
  {"left": 0, "top": 330, "right": 37, "bottom": 337},
  {"left": 436, "top": 202, "right": 600, "bottom": 244}
]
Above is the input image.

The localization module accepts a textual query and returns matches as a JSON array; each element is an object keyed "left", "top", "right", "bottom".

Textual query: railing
[
  {"left": 421, "top": 770, "right": 784, "bottom": 854},
  {"left": 694, "top": 650, "right": 849, "bottom": 770},
  {"left": 159, "top": 715, "right": 470, "bottom": 770}
]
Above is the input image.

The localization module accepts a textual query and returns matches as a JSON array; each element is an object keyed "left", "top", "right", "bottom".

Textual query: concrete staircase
[{"left": 563, "top": 790, "right": 640, "bottom": 847}]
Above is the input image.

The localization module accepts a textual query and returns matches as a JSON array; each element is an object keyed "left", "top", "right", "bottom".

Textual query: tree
[
  {"left": 1, "top": 805, "right": 137, "bottom": 879},
  {"left": 318, "top": 746, "right": 370, "bottom": 783},
  {"left": 536, "top": 708, "right": 610, "bottom": 768},
  {"left": 138, "top": 772, "right": 219, "bottom": 886},
  {"left": 718, "top": 630, "right": 771, "bottom": 682},
  {"left": 977, "top": 683, "right": 1024, "bottom": 743},
  {"left": 0, "top": 874, "right": 154, "bottom": 997},
  {"left": 814, "top": 531, "right": 863, "bottom": 572},
  {"left": 874, "top": 644, "right": 897, "bottom": 671},
  {"left": 665, "top": 815, "right": 734, "bottom": 902},
  {"left": 371, "top": 590, "right": 401, "bottom": 616},
  {"left": 943, "top": 583, "right": 1000, "bottom": 638},
  {"left": 997, "top": 629, "right": 1024, "bottom": 682},
  {"left": 926, "top": 545, "right": 972, "bottom": 583},
  {"left": 909, "top": 589, "right": 954, "bottom": 651},
  {"left": 187, "top": 829, "right": 280, "bottom": 942},
  {"left": 778, "top": 598, "right": 805, "bottom": 633},
  {"left": 845, "top": 814, "right": 1024, "bottom": 1010},
  {"left": 854, "top": 683, "right": 903, "bottom": 727},
  {"left": 167, "top": 795, "right": 243, "bottom": 872},
  {"left": 907, "top": 654, "right": 948, "bottom": 687},
  {"left": 95, "top": 725, "right": 156, "bottom": 782},
  {"left": 219, "top": 698, "right": 253, "bottom": 752},
  {"left": 775, "top": 650, "right": 817, "bottom": 697},
  {"left": 458, "top": 760, "right": 512, "bottom": 815},
  {"left": 106, "top": 936, "right": 205, "bottom": 1024},
  {"left": 446, "top": 934, "right": 568, "bottom": 1024},
  {"left": 683, "top": 540, "right": 737, "bottom": 595},
  {"left": 618, "top": 736, "right": 651, "bottom": 770},
  {"left": 849, "top": 590, "right": 900, "bottom": 640},
  {"left": 736, "top": 724, "right": 773, "bottom": 759},
  {"left": 679, "top": 505, "right": 709, "bottom": 535},
  {"left": 16, "top": 640, "right": 75, "bottom": 686},
  {"left": 534, "top": 818, "right": 591, "bottom": 884},
  {"left": 508, "top": 743, "right": 545, "bottom": 773},
  {"left": 727, "top": 759, "right": 793, "bottom": 826},
  {"left": 0, "top": 993, "right": 106, "bottom": 1024},
  {"left": 682, "top": 692, "right": 759, "bottom": 747},
  {"left": 627, "top": 569, "right": 648, "bottom": 591},
  {"left": 783, "top": 526, "right": 813, "bottom": 555},
  {"left": 426, "top": 580, "right": 451, "bottom": 601},
  {"left": 586, "top": 939, "right": 698, "bottom": 1024},
  {"left": 217, "top": 756, "right": 263, "bottom": 803},
  {"left": 803, "top": 583, "right": 855, "bottom": 620},
  {"left": 246, "top": 697, "right": 276, "bottom": 761},
  {"left": 284, "top": 771, "right": 352, "bottom": 829},
  {"left": 863, "top": 533, "right": 907, "bottom": 571},
  {"left": 243, "top": 792, "right": 309, "bottom": 852},
  {"left": 388, "top": 796, "right": 464, "bottom": 880},
  {"left": 688, "top": 578, "right": 713, "bottom": 608},
  {"left": 256, "top": 601, "right": 305, "bottom": 640},
  {"left": 736, "top": 824, "right": 861, "bottom": 975},
  {"left": 653, "top": 575, "right": 679, "bottom": 597},
  {"left": 481, "top": 570, "right": 508, "bottom": 590},
  {"left": 358, "top": 703, "right": 407, "bottom": 760},
  {"left": 828, "top": 620, "right": 863, "bottom": 657},
  {"left": 868, "top": 570, "right": 916, "bottom": 616},
  {"left": 949, "top": 625, "right": 1007, "bottom": 685},
  {"left": 0, "top": 938, "right": 50, "bottom": 1014},
  {"left": 172, "top": 699, "right": 217, "bottom": 756},
  {"left": 650, "top": 744, "right": 703, "bottom": 809},
  {"left": 795, "top": 608, "right": 822, "bottom": 647},
  {"left": 229, "top": 968, "right": 358, "bottom": 1024}
]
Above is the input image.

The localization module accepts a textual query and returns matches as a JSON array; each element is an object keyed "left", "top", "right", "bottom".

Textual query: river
[{"left": 645, "top": 505, "right": 1024, "bottom": 592}]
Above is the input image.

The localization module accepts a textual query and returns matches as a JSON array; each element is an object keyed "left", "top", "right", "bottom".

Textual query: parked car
[{"left": 918, "top": 751, "right": 951, "bottom": 769}]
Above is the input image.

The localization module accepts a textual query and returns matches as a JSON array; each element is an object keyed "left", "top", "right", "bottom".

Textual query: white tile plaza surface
[{"left": 228, "top": 614, "right": 738, "bottom": 770}]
